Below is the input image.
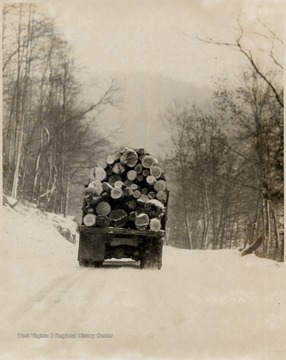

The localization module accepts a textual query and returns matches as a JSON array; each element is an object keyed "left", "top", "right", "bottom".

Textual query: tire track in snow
[
  {"left": 12, "top": 262, "right": 139, "bottom": 330},
  {"left": 10, "top": 267, "right": 90, "bottom": 325}
]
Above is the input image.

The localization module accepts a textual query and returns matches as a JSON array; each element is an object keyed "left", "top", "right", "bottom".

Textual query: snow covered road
[{"left": 1, "top": 204, "right": 285, "bottom": 359}]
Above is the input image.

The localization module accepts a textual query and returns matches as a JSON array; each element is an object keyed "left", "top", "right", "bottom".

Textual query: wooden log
[
  {"left": 113, "top": 151, "right": 122, "bottom": 161},
  {"left": 128, "top": 211, "right": 137, "bottom": 222},
  {"left": 127, "top": 170, "right": 137, "bottom": 181},
  {"left": 142, "top": 169, "right": 150, "bottom": 177},
  {"left": 108, "top": 174, "right": 122, "bottom": 186},
  {"left": 95, "top": 201, "right": 112, "bottom": 216},
  {"left": 154, "top": 180, "right": 167, "bottom": 192},
  {"left": 147, "top": 191, "right": 156, "bottom": 199},
  {"left": 82, "top": 187, "right": 98, "bottom": 202},
  {"left": 109, "top": 209, "right": 128, "bottom": 228},
  {"left": 83, "top": 214, "right": 97, "bottom": 227},
  {"left": 136, "top": 197, "right": 147, "bottom": 208},
  {"left": 131, "top": 183, "right": 139, "bottom": 191},
  {"left": 141, "top": 187, "right": 148, "bottom": 195},
  {"left": 119, "top": 146, "right": 128, "bottom": 154},
  {"left": 134, "top": 163, "right": 143, "bottom": 174},
  {"left": 135, "top": 213, "right": 149, "bottom": 230},
  {"left": 124, "top": 179, "right": 133, "bottom": 187},
  {"left": 88, "top": 180, "right": 103, "bottom": 195},
  {"left": 132, "top": 189, "right": 141, "bottom": 199},
  {"left": 156, "top": 190, "right": 168, "bottom": 203},
  {"left": 136, "top": 148, "right": 146, "bottom": 155},
  {"left": 97, "top": 159, "right": 108, "bottom": 169},
  {"left": 106, "top": 166, "right": 113, "bottom": 176},
  {"left": 145, "top": 199, "right": 165, "bottom": 212},
  {"left": 112, "top": 162, "right": 125, "bottom": 174},
  {"left": 90, "top": 195, "right": 101, "bottom": 206},
  {"left": 141, "top": 155, "right": 158, "bottom": 168},
  {"left": 94, "top": 167, "right": 107, "bottom": 181},
  {"left": 120, "top": 148, "right": 138, "bottom": 167},
  {"left": 125, "top": 199, "right": 137, "bottom": 210},
  {"left": 136, "top": 174, "right": 144, "bottom": 182},
  {"left": 146, "top": 175, "right": 156, "bottom": 186},
  {"left": 102, "top": 182, "right": 113, "bottom": 193},
  {"left": 139, "top": 194, "right": 149, "bottom": 203},
  {"left": 149, "top": 218, "right": 161, "bottom": 232},
  {"left": 97, "top": 215, "right": 111, "bottom": 227},
  {"left": 111, "top": 187, "right": 124, "bottom": 200},
  {"left": 150, "top": 166, "right": 163, "bottom": 179},
  {"left": 106, "top": 155, "right": 116, "bottom": 165},
  {"left": 92, "top": 192, "right": 110, "bottom": 205},
  {"left": 114, "top": 180, "right": 125, "bottom": 189},
  {"left": 83, "top": 205, "right": 95, "bottom": 214},
  {"left": 124, "top": 187, "right": 133, "bottom": 197}
]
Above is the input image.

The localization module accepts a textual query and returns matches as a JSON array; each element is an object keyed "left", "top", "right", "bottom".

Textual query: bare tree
[
  {"left": 2, "top": 4, "right": 120, "bottom": 218},
  {"left": 163, "top": 104, "right": 244, "bottom": 250}
]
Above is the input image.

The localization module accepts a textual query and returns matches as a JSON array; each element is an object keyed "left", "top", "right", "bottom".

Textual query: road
[{"left": 1, "top": 247, "right": 285, "bottom": 360}]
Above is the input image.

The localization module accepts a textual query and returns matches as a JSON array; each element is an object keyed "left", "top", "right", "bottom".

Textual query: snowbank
[{"left": 0, "top": 203, "right": 78, "bottom": 314}]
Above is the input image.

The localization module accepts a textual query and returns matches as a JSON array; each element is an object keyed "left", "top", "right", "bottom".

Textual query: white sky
[
  {"left": 3, "top": 0, "right": 285, "bottom": 156},
  {"left": 34, "top": 0, "right": 283, "bottom": 84}
]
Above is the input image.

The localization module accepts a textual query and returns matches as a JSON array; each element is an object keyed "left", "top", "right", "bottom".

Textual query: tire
[
  {"left": 79, "top": 260, "right": 103, "bottom": 267},
  {"left": 93, "top": 261, "right": 104, "bottom": 267},
  {"left": 79, "top": 260, "right": 90, "bottom": 267},
  {"left": 140, "top": 237, "right": 163, "bottom": 270}
]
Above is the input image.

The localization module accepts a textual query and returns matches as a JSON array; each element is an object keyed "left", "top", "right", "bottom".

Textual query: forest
[
  {"left": 2, "top": 3, "right": 284, "bottom": 261},
  {"left": 163, "top": 23, "right": 284, "bottom": 261},
  {"left": 2, "top": 4, "right": 118, "bottom": 216}
]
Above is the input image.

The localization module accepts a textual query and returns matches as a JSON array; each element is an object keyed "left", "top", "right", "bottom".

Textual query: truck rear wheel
[
  {"left": 79, "top": 260, "right": 103, "bottom": 267},
  {"left": 140, "top": 237, "right": 163, "bottom": 270},
  {"left": 93, "top": 261, "right": 104, "bottom": 267}
]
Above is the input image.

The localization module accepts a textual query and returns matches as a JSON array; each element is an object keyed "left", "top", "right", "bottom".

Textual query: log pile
[{"left": 81, "top": 147, "right": 168, "bottom": 231}]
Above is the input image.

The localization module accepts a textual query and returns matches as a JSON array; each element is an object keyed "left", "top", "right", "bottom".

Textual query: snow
[{"left": 0, "top": 203, "right": 285, "bottom": 360}]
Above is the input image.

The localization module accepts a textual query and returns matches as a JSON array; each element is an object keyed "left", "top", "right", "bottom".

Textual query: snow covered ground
[{"left": 0, "top": 203, "right": 285, "bottom": 360}]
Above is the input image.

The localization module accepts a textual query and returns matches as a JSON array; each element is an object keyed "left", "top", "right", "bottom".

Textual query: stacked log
[{"left": 81, "top": 147, "right": 168, "bottom": 231}]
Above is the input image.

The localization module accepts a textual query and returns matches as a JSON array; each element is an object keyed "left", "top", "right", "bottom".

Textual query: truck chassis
[{"left": 78, "top": 226, "right": 164, "bottom": 269}]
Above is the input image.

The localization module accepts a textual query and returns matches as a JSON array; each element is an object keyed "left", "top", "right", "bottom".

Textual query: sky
[{"left": 3, "top": 0, "right": 284, "bottom": 156}]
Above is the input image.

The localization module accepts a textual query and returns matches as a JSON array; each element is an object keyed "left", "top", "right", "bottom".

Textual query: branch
[
  {"left": 196, "top": 20, "right": 284, "bottom": 108},
  {"left": 236, "top": 39, "right": 283, "bottom": 108}
]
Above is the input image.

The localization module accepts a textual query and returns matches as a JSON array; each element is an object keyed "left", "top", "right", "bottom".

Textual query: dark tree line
[
  {"left": 164, "top": 19, "right": 283, "bottom": 261},
  {"left": 2, "top": 4, "right": 118, "bottom": 216}
]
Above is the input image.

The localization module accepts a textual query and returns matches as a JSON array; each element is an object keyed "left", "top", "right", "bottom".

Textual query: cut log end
[
  {"left": 142, "top": 155, "right": 158, "bottom": 168},
  {"left": 111, "top": 187, "right": 124, "bottom": 200},
  {"left": 127, "top": 170, "right": 137, "bottom": 181},
  {"left": 135, "top": 213, "right": 149, "bottom": 230},
  {"left": 109, "top": 209, "right": 128, "bottom": 228},
  {"left": 112, "top": 163, "right": 125, "bottom": 175},
  {"left": 97, "top": 215, "right": 111, "bottom": 227},
  {"left": 150, "top": 166, "right": 163, "bottom": 179},
  {"left": 96, "top": 201, "right": 112, "bottom": 216},
  {"left": 120, "top": 149, "right": 138, "bottom": 167},
  {"left": 150, "top": 218, "right": 161, "bottom": 232},
  {"left": 83, "top": 214, "right": 97, "bottom": 227}
]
